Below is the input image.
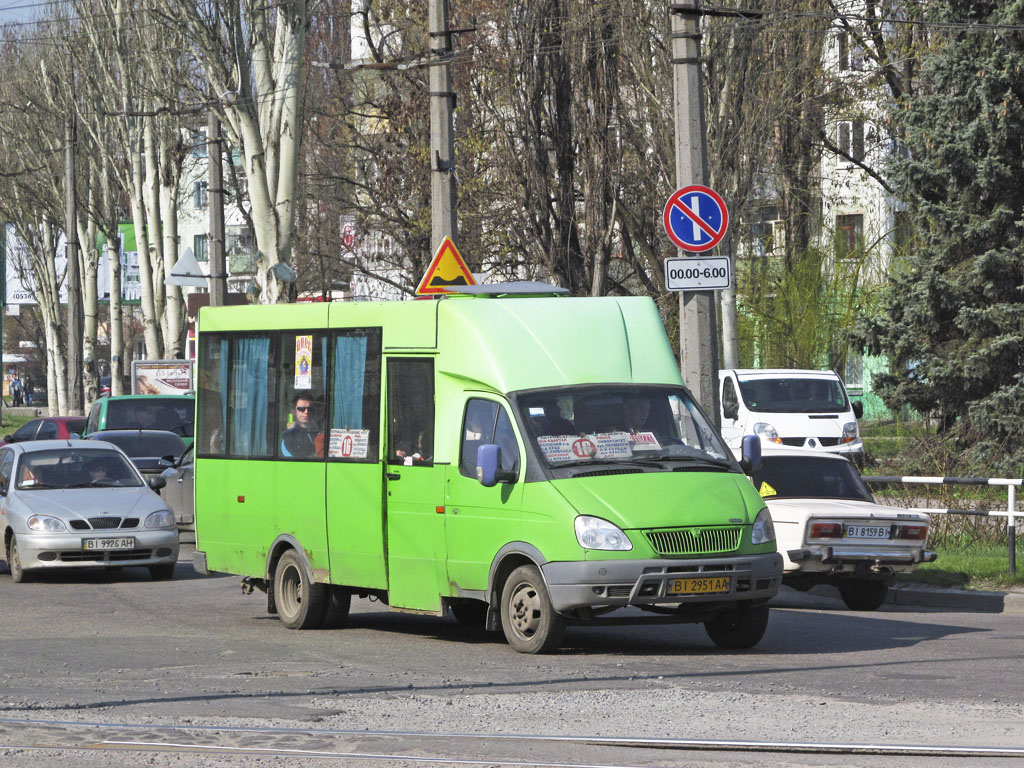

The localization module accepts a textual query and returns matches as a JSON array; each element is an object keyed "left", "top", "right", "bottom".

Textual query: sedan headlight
[
  {"left": 574, "top": 515, "right": 633, "bottom": 551},
  {"left": 751, "top": 507, "right": 776, "bottom": 545},
  {"left": 27, "top": 514, "right": 66, "bottom": 532},
  {"left": 841, "top": 421, "right": 859, "bottom": 443},
  {"left": 145, "top": 510, "right": 175, "bottom": 529},
  {"left": 753, "top": 422, "right": 782, "bottom": 444}
]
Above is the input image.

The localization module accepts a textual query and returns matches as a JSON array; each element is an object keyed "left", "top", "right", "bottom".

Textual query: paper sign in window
[
  {"left": 294, "top": 335, "right": 313, "bottom": 390},
  {"left": 329, "top": 428, "right": 370, "bottom": 459}
]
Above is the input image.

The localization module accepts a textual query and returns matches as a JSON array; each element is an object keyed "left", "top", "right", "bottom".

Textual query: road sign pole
[
  {"left": 429, "top": 0, "right": 458, "bottom": 251},
  {"left": 671, "top": 0, "right": 720, "bottom": 427}
]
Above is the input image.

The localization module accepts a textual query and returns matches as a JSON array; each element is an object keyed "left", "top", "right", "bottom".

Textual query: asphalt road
[{"left": 0, "top": 542, "right": 1022, "bottom": 767}]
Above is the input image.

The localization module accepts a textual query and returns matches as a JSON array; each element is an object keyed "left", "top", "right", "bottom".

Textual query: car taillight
[
  {"left": 897, "top": 524, "right": 928, "bottom": 540},
  {"left": 810, "top": 522, "right": 842, "bottom": 539}
]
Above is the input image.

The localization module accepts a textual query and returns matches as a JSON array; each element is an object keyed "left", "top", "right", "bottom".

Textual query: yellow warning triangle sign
[
  {"left": 758, "top": 481, "right": 777, "bottom": 498},
  {"left": 415, "top": 236, "right": 476, "bottom": 295}
]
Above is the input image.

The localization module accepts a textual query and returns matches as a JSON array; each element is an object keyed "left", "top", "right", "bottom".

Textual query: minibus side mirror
[
  {"left": 722, "top": 401, "right": 738, "bottom": 421},
  {"left": 852, "top": 400, "right": 864, "bottom": 419},
  {"left": 476, "top": 444, "right": 516, "bottom": 488},
  {"left": 739, "top": 434, "right": 761, "bottom": 475},
  {"left": 148, "top": 475, "right": 167, "bottom": 491}
]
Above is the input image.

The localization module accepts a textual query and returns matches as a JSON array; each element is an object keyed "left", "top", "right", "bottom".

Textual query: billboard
[{"left": 131, "top": 359, "right": 194, "bottom": 395}]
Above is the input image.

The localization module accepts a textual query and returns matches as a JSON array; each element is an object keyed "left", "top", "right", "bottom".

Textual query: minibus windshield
[
  {"left": 519, "top": 386, "right": 735, "bottom": 469},
  {"left": 737, "top": 377, "right": 848, "bottom": 414}
]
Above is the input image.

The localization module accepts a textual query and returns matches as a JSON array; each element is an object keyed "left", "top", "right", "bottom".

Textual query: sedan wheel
[
  {"left": 7, "top": 536, "right": 29, "bottom": 583},
  {"left": 149, "top": 563, "right": 176, "bottom": 581},
  {"left": 839, "top": 578, "right": 888, "bottom": 611}
]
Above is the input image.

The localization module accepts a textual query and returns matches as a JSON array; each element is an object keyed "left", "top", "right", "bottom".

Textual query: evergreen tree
[{"left": 860, "top": 0, "right": 1024, "bottom": 473}]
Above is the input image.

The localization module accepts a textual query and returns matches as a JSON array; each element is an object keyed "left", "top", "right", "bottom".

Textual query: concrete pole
[
  {"left": 65, "top": 102, "right": 83, "bottom": 415},
  {"left": 428, "top": 0, "right": 457, "bottom": 250},
  {"left": 671, "top": 1, "right": 720, "bottom": 427},
  {"left": 207, "top": 111, "right": 227, "bottom": 307}
]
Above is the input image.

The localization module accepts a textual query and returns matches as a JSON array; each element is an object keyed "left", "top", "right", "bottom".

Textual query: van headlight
[
  {"left": 751, "top": 508, "right": 776, "bottom": 545},
  {"left": 27, "top": 514, "right": 66, "bottom": 532},
  {"left": 842, "top": 421, "right": 859, "bottom": 443},
  {"left": 574, "top": 516, "right": 633, "bottom": 551},
  {"left": 145, "top": 510, "right": 175, "bottom": 529},
  {"left": 753, "top": 422, "right": 782, "bottom": 444}
]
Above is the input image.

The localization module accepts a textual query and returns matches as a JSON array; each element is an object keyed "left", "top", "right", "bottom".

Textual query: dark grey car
[{"left": 159, "top": 443, "right": 194, "bottom": 531}]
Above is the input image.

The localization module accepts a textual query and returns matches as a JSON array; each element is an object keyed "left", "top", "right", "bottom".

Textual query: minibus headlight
[
  {"left": 842, "top": 421, "right": 859, "bottom": 443},
  {"left": 27, "top": 514, "right": 66, "bottom": 532},
  {"left": 751, "top": 508, "right": 776, "bottom": 545},
  {"left": 574, "top": 516, "right": 633, "bottom": 551},
  {"left": 753, "top": 422, "right": 781, "bottom": 444}
]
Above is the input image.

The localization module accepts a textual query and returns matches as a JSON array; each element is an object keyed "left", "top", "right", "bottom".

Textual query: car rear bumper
[
  {"left": 542, "top": 552, "right": 783, "bottom": 613},
  {"left": 787, "top": 546, "right": 936, "bottom": 572},
  {"left": 14, "top": 530, "right": 179, "bottom": 571}
]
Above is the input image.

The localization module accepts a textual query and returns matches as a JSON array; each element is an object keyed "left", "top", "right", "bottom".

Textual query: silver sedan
[{"left": 0, "top": 440, "right": 179, "bottom": 582}]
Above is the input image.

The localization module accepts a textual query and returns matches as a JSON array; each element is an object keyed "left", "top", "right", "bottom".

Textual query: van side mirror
[
  {"left": 723, "top": 401, "right": 738, "bottom": 421},
  {"left": 852, "top": 400, "right": 864, "bottom": 419},
  {"left": 476, "top": 444, "right": 516, "bottom": 487},
  {"left": 739, "top": 434, "right": 761, "bottom": 475},
  {"left": 148, "top": 475, "right": 167, "bottom": 491}
]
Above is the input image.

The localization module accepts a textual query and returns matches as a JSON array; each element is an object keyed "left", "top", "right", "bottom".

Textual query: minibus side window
[
  {"left": 387, "top": 359, "right": 434, "bottom": 465},
  {"left": 230, "top": 335, "right": 277, "bottom": 458},
  {"left": 278, "top": 333, "right": 326, "bottom": 460},
  {"left": 327, "top": 329, "right": 382, "bottom": 461},
  {"left": 460, "top": 399, "right": 519, "bottom": 478},
  {"left": 197, "top": 334, "right": 228, "bottom": 456}
]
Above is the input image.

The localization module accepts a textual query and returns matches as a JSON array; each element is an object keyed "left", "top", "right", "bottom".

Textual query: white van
[{"left": 718, "top": 369, "right": 864, "bottom": 464}]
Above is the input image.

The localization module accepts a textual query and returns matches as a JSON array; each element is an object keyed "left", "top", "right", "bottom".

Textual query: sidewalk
[{"left": 773, "top": 583, "right": 1024, "bottom": 614}]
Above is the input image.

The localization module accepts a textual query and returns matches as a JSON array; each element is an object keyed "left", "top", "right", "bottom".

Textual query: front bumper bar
[{"left": 542, "top": 552, "right": 783, "bottom": 613}]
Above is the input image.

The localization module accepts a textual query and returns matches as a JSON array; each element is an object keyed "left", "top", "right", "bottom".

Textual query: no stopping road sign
[{"left": 663, "top": 185, "right": 729, "bottom": 252}]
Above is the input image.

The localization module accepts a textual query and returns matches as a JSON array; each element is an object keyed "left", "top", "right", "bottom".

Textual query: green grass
[
  {"left": 0, "top": 410, "right": 36, "bottom": 435},
  {"left": 897, "top": 544, "right": 1024, "bottom": 590}
]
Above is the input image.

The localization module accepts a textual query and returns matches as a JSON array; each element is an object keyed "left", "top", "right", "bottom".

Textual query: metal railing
[{"left": 864, "top": 475, "right": 1018, "bottom": 575}]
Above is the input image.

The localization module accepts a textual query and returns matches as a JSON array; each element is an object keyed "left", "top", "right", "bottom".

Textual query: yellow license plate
[{"left": 667, "top": 576, "right": 731, "bottom": 595}]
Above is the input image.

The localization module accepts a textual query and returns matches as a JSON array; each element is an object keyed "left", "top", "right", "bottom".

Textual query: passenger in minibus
[{"left": 281, "top": 394, "right": 324, "bottom": 458}]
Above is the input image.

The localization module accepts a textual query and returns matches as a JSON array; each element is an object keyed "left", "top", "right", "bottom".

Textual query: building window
[
  {"left": 194, "top": 234, "right": 209, "bottom": 263},
  {"left": 192, "top": 128, "right": 207, "bottom": 159},
  {"left": 837, "top": 120, "right": 865, "bottom": 163},
  {"left": 193, "top": 181, "right": 209, "bottom": 209},
  {"left": 836, "top": 214, "right": 863, "bottom": 258},
  {"left": 836, "top": 31, "right": 863, "bottom": 71}
]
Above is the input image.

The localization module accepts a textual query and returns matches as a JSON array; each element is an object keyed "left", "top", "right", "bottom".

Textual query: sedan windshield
[
  {"left": 751, "top": 456, "right": 872, "bottom": 501},
  {"left": 518, "top": 386, "right": 734, "bottom": 470},
  {"left": 17, "top": 449, "right": 143, "bottom": 490}
]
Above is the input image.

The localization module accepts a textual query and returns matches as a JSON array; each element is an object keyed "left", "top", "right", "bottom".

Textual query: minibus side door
[{"left": 383, "top": 357, "right": 447, "bottom": 612}]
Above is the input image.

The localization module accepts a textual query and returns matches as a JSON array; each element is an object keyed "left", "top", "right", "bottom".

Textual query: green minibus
[{"left": 193, "top": 284, "right": 782, "bottom": 653}]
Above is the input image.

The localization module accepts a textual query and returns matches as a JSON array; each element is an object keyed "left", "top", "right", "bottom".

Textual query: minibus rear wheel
[
  {"left": 273, "top": 549, "right": 327, "bottom": 629},
  {"left": 500, "top": 565, "right": 565, "bottom": 654},
  {"left": 703, "top": 604, "right": 769, "bottom": 649}
]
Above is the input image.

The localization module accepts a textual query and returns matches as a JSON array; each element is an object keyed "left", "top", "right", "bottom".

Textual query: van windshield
[
  {"left": 518, "top": 386, "right": 734, "bottom": 469},
  {"left": 106, "top": 397, "right": 195, "bottom": 437},
  {"left": 737, "top": 377, "right": 848, "bottom": 414}
]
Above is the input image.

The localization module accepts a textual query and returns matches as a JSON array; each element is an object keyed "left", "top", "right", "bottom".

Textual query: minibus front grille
[{"left": 644, "top": 526, "right": 742, "bottom": 556}]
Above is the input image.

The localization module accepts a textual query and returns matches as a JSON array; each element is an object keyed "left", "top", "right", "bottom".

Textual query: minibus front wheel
[
  {"left": 703, "top": 603, "right": 770, "bottom": 649},
  {"left": 273, "top": 549, "right": 327, "bottom": 630},
  {"left": 500, "top": 565, "right": 565, "bottom": 654}
]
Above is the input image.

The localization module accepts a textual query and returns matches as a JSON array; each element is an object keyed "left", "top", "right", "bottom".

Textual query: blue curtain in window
[
  {"left": 218, "top": 338, "right": 229, "bottom": 450},
  {"left": 230, "top": 337, "right": 270, "bottom": 456},
  {"left": 332, "top": 336, "right": 367, "bottom": 429}
]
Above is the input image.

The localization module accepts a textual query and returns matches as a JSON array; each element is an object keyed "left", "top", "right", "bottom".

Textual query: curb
[{"left": 773, "top": 583, "right": 1024, "bottom": 614}]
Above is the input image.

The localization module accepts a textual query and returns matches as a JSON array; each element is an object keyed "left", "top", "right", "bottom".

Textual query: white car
[
  {"left": 749, "top": 451, "right": 936, "bottom": 610},
  {"left": 0, "top": 440, "right": 179, "bottom": 582}
]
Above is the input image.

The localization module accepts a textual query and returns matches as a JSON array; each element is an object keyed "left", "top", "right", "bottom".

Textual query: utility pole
[
  {"left": 207, "top": 111, "right": 226, "bottom": 307},
  {"left": 671, "top": 0, "right": 720, "bottom": 427},
  {"left": 65, "top": 56, "right": 83, "bottom": 416},
  {"left": 428, "top": 0, "right": 457, "bottom": 249}
]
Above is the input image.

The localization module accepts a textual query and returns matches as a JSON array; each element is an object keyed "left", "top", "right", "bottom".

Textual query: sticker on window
[
  {"left": 591, "top": 432, "right": 632, "bottom": 459},
  {"left": 538, "top": 435, "right": 574, "bottom": 462},
  {"left": 329, "top": 428, "right": 370, "bottom": 459},
  {"left": 294, "top": 335, "right": 313, "bottom": 390},
  {"left": 629, "top": 431, "right": 661, "bottom": 451}
]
